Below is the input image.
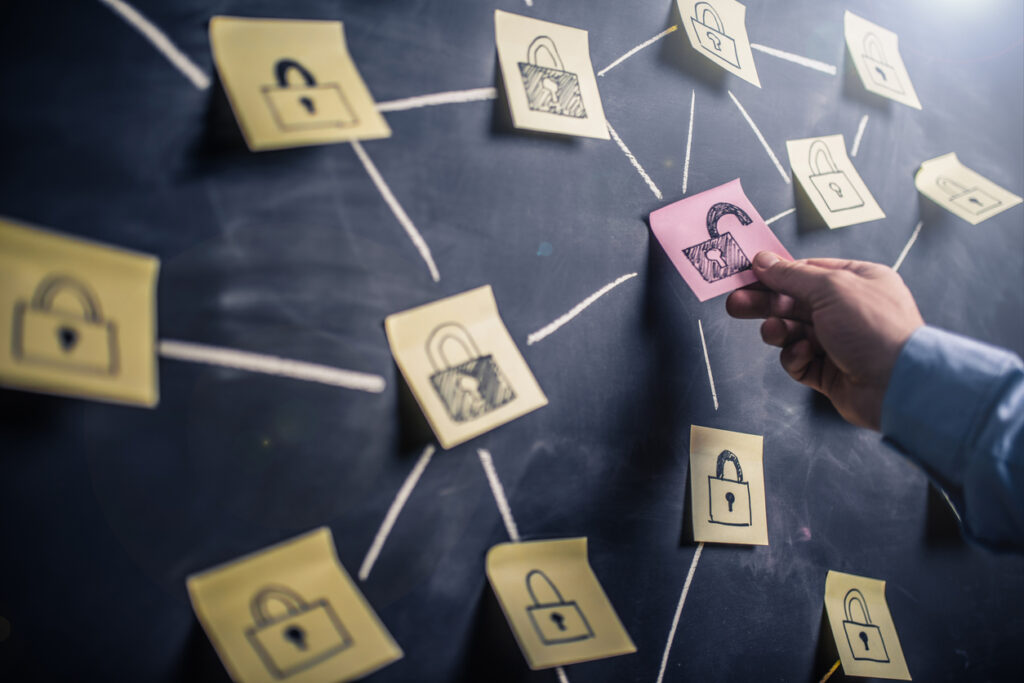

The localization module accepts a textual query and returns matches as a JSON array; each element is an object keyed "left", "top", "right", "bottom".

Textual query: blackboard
[{"left": 1, "top": 0, "right": 1023, "bottom": 681}]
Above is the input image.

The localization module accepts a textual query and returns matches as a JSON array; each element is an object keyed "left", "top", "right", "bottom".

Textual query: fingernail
[{"left": 754, "top": 252, "right": 780, "bottom": 268}]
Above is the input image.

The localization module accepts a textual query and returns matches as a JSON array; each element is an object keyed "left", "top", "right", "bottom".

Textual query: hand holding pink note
[{"left": 649, "top": 179, "right": 792, "bottom": 301}]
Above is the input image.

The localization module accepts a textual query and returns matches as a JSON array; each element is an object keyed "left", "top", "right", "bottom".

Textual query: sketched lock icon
[
  {"left": 245, "top": 586, "right": 352, "bottom": 679},
  {"left": 861, "top": 34, "right": 903, "bottom": 94},
  {"left": 807, "top": 140, "right": 864, "bottom": 213},
  {"left": 842, "top": 588, "right": 890, "bottom": 663},
  {"left": 691, "top": 2, "right": 739, "bottom": 68},
  {"left": 708, "top": 450, "right": 751, "bottom": 526},
  {"left": 683, "top": 202, "right": 752, "bottom": 283},
  {"left": 525, "top": 570, "right": 595, "bottom": 645},
  {"left": 261, "top": 58, "right": 358, "bottom": 132},
  {"left": 936, "top": 176, "right": 1002, "bottom": 215},
  {"left": 427, "top": 323, "right": 515, "bottom": 422},
  {"left": 518, "top": 36, "right": 587, "bottom": 119}
]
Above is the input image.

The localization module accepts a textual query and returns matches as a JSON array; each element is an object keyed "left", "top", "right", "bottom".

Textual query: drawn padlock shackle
[
  {"left": 250, "top": 585, "right": 309, "bottom": 625},
  {"left": 861, "top": 33, "right": 903, "bottom": 94},
  {"left": 708, "top": 449, "right": 752, "bottom": 526},
  {"left": 807, "top": 140, "right": 864, "bottom": 212},
  {"left": 683, "top": 202, "right": 753, "bottom": 283},
  {"left": 842, "top": 588, "right": 891, "bottom": 663},
  {"left": 273, "top": 59, "right": 319, "bottom": 115},
  {"left": 527, "top": 36, "right": 566, "bottom": 72},
  {"left": 426, "top": 322, "right": 516, "bottom": 422},
  {"left": 525, "top": 569, "right": 594, "bottom": 645},
  {"left": 935, "top": 175, "right": 1002, "bottom": 215},
  {"left": 426, "top": 322, "right": 481, "bottom": 372},
  {"left": 691, "top": 1, "right": 740, "bottom": 68},
  {"left": 262, "top": 56, "right": 358, "bottom": 131},
  {"left": 518, "top": 35, "right": 587, "bottom": 119},
  {"left": 715, "top": 449, "right": 744, "bottom": 482}
]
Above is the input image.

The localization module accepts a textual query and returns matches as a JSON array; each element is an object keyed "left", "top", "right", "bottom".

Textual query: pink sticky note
[{"left": 649, "top": 179, "right": 792, "bottom": 302}]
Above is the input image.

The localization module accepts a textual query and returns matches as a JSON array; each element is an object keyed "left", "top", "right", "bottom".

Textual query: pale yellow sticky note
[
  {"left": 845, "top": 11, "right": 921, "bottom": 110},
  {"left": 486, "top": 538, "right": 635, "bottom": 670},
  {"left": 209, "top": 16, "right": 390, "bottom": 151},
  {"left": 787, "top": 134, "right": 885, "bottom": 229},
  {"left": 187, "top": 528, "right": 402, "bottom": 683},
  {"left": 678, "top": 0, "right": 760, "bottom": 88},
  {"left": 915, "top": 152, "right": 1022, "bottom": 225},
  {"left": 384, "top": 285, "right": 547, "bottom": 449},
  {"left": 689, "top": 425, "right": 768, "bottom": 545},
  {"left": 0, "top": 218, "right": 159, "bottom": 406},
  {"left": 495, "top": 10, "right": 609, "bottom": 140},
  {"left": 824, "top": 570, "right": 911, "bottom": 680}
]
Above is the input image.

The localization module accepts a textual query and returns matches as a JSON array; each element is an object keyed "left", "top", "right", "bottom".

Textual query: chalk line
[
  {"left": 158, "top": 340, "right": 386, "bottom": 393},
  {"left": 682, "top": 90, "right": 695, "bottom": 196},
  {"left": 818, "top": 659, "right": 841, "bottom": 683},
  {"left": 98, "top": 0, "right": 210, "bottom": 90},
  {"left": 697, "top": 320, "right": 719, "bottom": 411},
  {"left": 892, "top": 221, "right": 923, "bottom": 272},
  {"left": 525, "top": 0, "right": 533, "bottom": 7},
  {"left": 750, "top": 43, "right": 837, "bottom": 76},
  {"left": 359, "top": 444, "right": 436, "bottom": 581},
  {"left": 655, "top": 542, "right": 705, "bottom": 683},
  {"left": 850, "top": 114, "right": 869, "bottom": 158},
  {"left": 527, "top": 273, "right": 638, "bottom": 346},
  {"left": 556, "top": 666, "right": 570, "bottom": 683},
  {"left": 607, "top": 122, "right": 663, "bottom": 200},
  {"left": 478, "top": 449, "right": 520, "bottom": 542},
  {"left": 376, "top": 87, "right": 496, "bottom": 112},
  {"left": 598, "top": 25, "right": 678, "bottom": 77},
  {"left": 727, "top": 91, "right": 790, "bottom": 185},
  {"left": 765, "top": 207, "right": 796, "bottom": 225},
  {"left": 351, "top": 140, "right": 441, "bottom": 282}
]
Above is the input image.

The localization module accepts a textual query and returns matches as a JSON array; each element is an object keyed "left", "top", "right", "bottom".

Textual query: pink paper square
[{"left": 649, "top": 179, "right": 793, "bottom": 302}]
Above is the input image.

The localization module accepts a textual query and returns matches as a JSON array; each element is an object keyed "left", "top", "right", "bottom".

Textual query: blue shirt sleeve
[{"left": 881, "top": 325, "right": 1024, "bottom": 551}]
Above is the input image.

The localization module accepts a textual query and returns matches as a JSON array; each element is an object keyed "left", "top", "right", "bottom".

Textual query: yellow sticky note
[
  {"left": 787, "top": 134, "right": 885, "bottom": 229},
  {"left": 384, "top": 285, "right": 547, "bottom": 449},
  {"left": 486, "top": 538, "right": 636, "bottom": 670},
  {"left": 845, "top": 11, "right": 921, "bottom": 110},
  {"left": 494, "top": 10, "right": 609, "bottom": 140},
  {"left": 187, "top": 527, "right": 402, "bottom": 683},
  {"left": 209, "top": 16, "right": 391, "bottom": 151},
  {"left": 824, "top": 570, "right": 911, "bottom": 680},
  {"left": 678, "top": 0, "right": 761, "bottom": 88},
  {"left": 689, "top": 425, "right": 768, "bottom": 545},
  {"left": 0, "top": 218, "right": 159, "bottom": 406},
  {"left": 915, "top": 152, "right": 1022, "bottom": 225}
]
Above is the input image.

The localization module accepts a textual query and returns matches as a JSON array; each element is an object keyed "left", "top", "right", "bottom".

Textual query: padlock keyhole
[
  {"left": 57, "top": 326, "right": 78, "bottom": 352},
  {"left": 284, "top": 625, "right": 308, "bottom": 651},
  {"left": 725, "top": 491, "right": 735, "bottom": 512},
  {"left": 550, "top": 612, "right": 567, "bottom": 631},
  {"left": 969, "top": 196, "right": 982, "bottom": 206},
  {"left": 705, "top": 247, "right": 727, "bottom": 269},
  {"left": 706, "top": 32, "right": 722, "bottom": 51},
  {"left": 875, "top": 67, "right": 887, "bottom": 81},
  {"left": 859, "top": 631, "right": 869, "bottom": 650},
  {"left": 828, "top": 181, "right": 843, "bottom": 197},
  {"left": 299, "top": 96, "right": 316, "bottom": 114},
  {"left": 458, "top": 374, "right": 482, "bottom": 399}
]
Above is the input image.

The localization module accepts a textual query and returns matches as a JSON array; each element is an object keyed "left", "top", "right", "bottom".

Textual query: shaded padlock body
[
  {"left": 427, "top": 323, "right": 516, "bottom": 422},
  {"left": 518, "top": 36, "right": 586, "bottom": 118},
  {"left": 683, "top": 202, "right": 753, "bottom": 282}
]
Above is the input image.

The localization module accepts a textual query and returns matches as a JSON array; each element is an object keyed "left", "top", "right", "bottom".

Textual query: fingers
[
  {"left": 752, "top": 252, "right": 836, "bottom": 302},
  {"left": 760, "top": 317, "right": 815, "bottom": 348},
  {"left": 726, "top": 288, "right": 813, "bottom": 322},
  {"left": 780, "top": 339, "right": 824, "bottom": 394}
]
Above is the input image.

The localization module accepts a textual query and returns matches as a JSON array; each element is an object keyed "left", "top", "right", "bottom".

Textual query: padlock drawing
[
  {"left": 525, "top": 569, "right": 595, "bottom": 645},
  {"left": 11, "top": 274, "right": 118, "bottom": 375},
  {"left": 691, "top": 2, "right": 740, "bottom": 68},
  {"left": 245, "top": 585, "right": 352, "bottom": 679},
  {"left": 683, "top": 202, "right": 753, "bottom": 283},
  {"left": 708, "top": 450, "right": 751, "bottom": 526},
  {"left": 261, "top": 58, "right": 358, "bottom": 132},
  {"left": 807, "top": 140, "right": 864, "bottom": 212},
  {"left": 861, "top": 34, "right": 904, "bottom": 94},
  {"left": 936, "top": 176, "right": 1002, "bottom": 215},
  {"left": 518, "top": 36, "right": 587, "bottom": 118},
  {"left": 427, "top": 322, "right": 516, "bottom": 422},
  {"left": 842, "top": 588, "right": 891, "bottom": 663}
]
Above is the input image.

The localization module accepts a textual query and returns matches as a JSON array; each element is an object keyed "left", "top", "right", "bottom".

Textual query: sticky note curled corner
[
  {"left": 187, "top": 527, "right": 402, "bottom": 683},
  {"left": 786, "top": 134, "right": 885, "bottom": 229},
  {"left": 649, "top": 178, "right": 793, "bottom": 302},
  {"left": 210, "top": 16, "right": 391, "bottom": 151},
  {"left": 0, "top": 217, "right": 159, "bottom": 407},
  {"left": 915, "top": 153, "right": 1022, "bottom": 225},
  {"left": 844, "top": 11, "right": 921, "bottom": 110},
  {"left": 678, "top": 0, "right": 761, "bottom": 88},
  {"left": 824, "top": 570, "right": 911, "bottom": 680},
  {"left": 486, "top": 538, "right": 635, "bottom": 670}
]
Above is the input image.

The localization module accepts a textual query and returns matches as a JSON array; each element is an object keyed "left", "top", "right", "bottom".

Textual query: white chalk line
[
  {"left": 892, "top": 221, "right": 923, "bottom": 273},
  {"left": 682, "top": 90, "right": 695, "bottom": 196},
  {"left": 527, "top": 273, "right": 638, "bottom": 346},
  {"left": 749, "top": 43, "right": 837, "bottom": 76},
  {"left": 351, "top": 140, "right": 441, "bottom": 282},
  {"left": 556, "top": 666, "right": 570, "bottom": 683},
  {"left": 158, "top": 340, "right": 386, "bottom": 393},
  {"left": 765, "top": 207, "right": 796, "bottom": 225},
  {"left": 697, "top": 320, "right": 719, "bottom": 411},
  {"left": 655, "top": 542, "right": 705, "bottom": 683},
  {"left": 727, "top": 91, "right": 790, "bottom": 185},
  {"left": 478, "top": 449, "right": 521, "bottom": 542},
  {"left": 607, "top": 122, "right": 663, "bottom": 200},
  {"left": 376, "top": 87, "right": 496, "bottom": 112},
  {"left": 598, "top": 25, "right": 678, "bottom": 77},
  {"left": 359, "top": 444, "right": 436, "bottom": 581},
  {"left": 98, "top": 0, "right": 210, "bottom": 90},
  {"left": 850, "top": 115, "right": 869, "bottom": 158}
]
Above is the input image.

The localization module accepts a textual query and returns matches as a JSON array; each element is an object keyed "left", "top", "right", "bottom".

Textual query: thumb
[{"left": 752, "top": 252, "right": 831, "bottom": 302}]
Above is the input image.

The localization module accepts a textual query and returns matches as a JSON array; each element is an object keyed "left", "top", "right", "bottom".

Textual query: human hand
[{"left": 726, "top": 252, "right": 924, "bottom": 430}]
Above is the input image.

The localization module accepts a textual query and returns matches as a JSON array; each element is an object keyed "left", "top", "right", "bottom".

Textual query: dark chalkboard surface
[{"left": 1, "top": 1, "right": 1022, "bottom": 681}]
